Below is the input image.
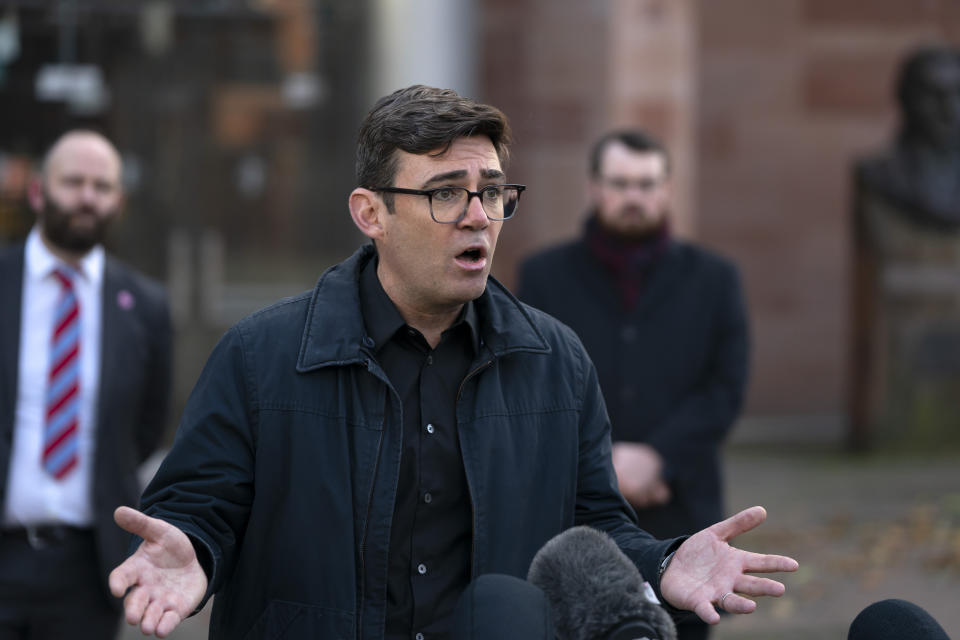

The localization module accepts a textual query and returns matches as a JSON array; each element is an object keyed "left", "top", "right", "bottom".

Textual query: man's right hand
[{"left": 109, "top": 506, "right": 208, "bottom": 638}]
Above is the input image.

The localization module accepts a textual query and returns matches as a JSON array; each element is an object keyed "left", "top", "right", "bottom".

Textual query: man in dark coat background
[{"left": 517, "top": 129, "right": 749, "bottom": 640}]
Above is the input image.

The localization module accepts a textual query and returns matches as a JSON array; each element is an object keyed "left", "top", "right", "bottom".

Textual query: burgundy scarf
[{"left": 585, "top": 214, "right": 670, "bottom": 310}]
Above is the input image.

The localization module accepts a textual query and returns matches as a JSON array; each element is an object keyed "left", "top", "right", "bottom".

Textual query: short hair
[
  {"left": 588, "top": 129, "right": 670, "bottom": 177},
  {"left": 355, "top": 85, "right": 513, "bottom": 207}
]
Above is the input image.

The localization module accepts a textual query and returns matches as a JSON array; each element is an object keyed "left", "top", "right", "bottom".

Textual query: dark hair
[
  {"left": 356, "top": 85, "right": 512, "bottom": 208},
  {"left": 588, "top": 129, "right": 670, "bottom": 177}
]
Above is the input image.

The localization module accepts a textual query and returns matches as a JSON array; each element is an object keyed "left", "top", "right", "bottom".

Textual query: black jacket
[
  {"left": 517, "top": 237, "right": 749, "bottom": 537},
  {"left": 0, "top": 242, "right": 171, "bottom": 606},
  {"left": 141, "top": 245, "right": 678, "bottom": 639}
]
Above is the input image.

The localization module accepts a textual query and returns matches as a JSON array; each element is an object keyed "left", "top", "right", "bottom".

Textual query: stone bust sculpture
[{"left": 857, "top": 46, "right": 960, "bottom": 231}]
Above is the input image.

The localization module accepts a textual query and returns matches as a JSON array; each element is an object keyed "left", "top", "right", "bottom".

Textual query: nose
[
  {"left": 459, "top": 192, "right": 489, "bottom": 229},
  {"left": 78, "top": 182, "right": 100, "bottom": 206}
]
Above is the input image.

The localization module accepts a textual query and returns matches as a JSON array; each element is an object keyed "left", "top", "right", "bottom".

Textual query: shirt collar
[
  {"left": 25, "top": 225, "right": 105, "bottom": 286},
  {"left": 359, "top": 251, "right": 480, "bottom": 355}
]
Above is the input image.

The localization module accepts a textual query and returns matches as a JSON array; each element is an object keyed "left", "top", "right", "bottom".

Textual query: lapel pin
[{"left": 117, "top": 289, "right": 135, "bottom": 310}]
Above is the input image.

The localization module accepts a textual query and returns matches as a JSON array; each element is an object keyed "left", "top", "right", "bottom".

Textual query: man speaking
[{"left": 108, "top": 85, "right": 797, "bottom": 639}]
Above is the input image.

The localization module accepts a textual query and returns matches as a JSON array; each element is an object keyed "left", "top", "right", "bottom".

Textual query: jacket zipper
[{"left": 456, "top": 358, "right": 494, "bottom": 578}]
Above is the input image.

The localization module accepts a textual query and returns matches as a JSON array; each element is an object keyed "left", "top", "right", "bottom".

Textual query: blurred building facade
[
  {"left": 1, "top": 0, "right": 958, "bottom": 447},
  {"left": 484, "top": 0, "right": 960, "bottom": 448}
]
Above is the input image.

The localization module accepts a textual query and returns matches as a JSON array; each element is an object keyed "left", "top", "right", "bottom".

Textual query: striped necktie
[{"left": 44, "top": 267, "right": 81, "bottom": 479}]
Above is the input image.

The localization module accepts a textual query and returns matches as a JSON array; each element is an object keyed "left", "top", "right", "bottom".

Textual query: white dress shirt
[{"left": 3, "top": 227, "right": 104, "bottom": 527}]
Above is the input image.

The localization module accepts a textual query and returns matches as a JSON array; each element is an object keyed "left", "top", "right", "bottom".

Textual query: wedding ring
[{"left": 720, "top": 591, "right": 734, "bottom": 609}]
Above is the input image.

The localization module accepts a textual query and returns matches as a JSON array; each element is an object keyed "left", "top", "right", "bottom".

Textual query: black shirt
[{"left": 360, "top": 257, "right": 478, "bottom": 640}]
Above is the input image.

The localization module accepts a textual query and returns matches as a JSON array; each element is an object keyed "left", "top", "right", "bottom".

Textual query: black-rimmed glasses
[{"left": 372, "top": 184, "right": 526, "bottom": 224}]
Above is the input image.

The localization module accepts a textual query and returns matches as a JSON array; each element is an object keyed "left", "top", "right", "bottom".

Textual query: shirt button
[
  {"left": 620, "top": 325, "right": 637, "bottom": 343},
  {"left": 416, "top": 634, "right": 425, "bottom": 640},
  {"left": 426, "top": 355, "right": 433, "bottom": 365},
  {"left": 417, "top": 563, "right": 427, "bottom": 575},
  {"left": 424, "top": 492, "right": 433, "bottom": 504},
  {"left": 426, "top": 423, "right": 435, "bottom": 434}
]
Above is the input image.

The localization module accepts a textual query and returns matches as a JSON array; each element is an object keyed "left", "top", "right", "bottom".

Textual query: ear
[
  {"left": 27, "top": 176, "right": 45, "bottom": 214},
  {"left": 349, "top": 187, "right": 386, "bottom": 240}
]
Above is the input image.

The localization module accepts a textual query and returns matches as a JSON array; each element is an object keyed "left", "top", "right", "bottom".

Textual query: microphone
[
  {"left": 848, "top": 599, "right": 950, "bottom": 640},
  {"left": 527, "top": 526, "right": 677, "bottom": 640}
]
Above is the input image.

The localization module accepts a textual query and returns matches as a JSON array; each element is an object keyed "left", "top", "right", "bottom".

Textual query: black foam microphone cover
[
  {"left": 527, "top": 525, "right": 677, "bottom": 640},
  {"left": 848, "top": 599, "right": 950, "bottom": 640}
]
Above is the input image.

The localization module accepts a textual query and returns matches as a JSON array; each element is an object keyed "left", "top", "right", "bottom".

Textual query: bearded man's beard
[
  {"left": 39, "top": 191, "right": 115, "bottom": 253},
  {"left": 604, "top": 203, "right": 669, "bottom": 240}
]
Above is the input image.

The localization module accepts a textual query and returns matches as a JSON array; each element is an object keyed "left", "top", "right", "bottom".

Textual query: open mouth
[
  {"left": 458, "top": 247, "right": 484, "bottom": 262},
  {"left": 455, "top": 245, "right": 488, "bottom": 271}
]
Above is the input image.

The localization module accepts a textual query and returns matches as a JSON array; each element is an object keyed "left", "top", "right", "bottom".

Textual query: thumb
[
  {"left": 114, "top": 505, "right": 169, "bottom": 542},
  {"left": 709, "top": 505, "right": 767, "bottom": 542},
  {"left": 108, "top": 552, "right": 140, "bottom": 598}
]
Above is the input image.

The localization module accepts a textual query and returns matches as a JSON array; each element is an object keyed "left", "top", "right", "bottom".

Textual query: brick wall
[
  {"left": 482, "top": 0, "right": 960, "bottom": 427},
  {"left": 697, "top": 0, "right": 960, "bottom": 417}
]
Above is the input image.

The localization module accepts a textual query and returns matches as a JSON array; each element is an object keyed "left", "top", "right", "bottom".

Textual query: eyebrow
[{"left": 421, "top": 167, "right": 506, "bottom": 188}]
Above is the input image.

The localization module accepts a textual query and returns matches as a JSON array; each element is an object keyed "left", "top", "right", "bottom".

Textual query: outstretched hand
[
  {"left": 108, "top": 506, "right": 208, "bottom": 637},
  {"left": 659, "top": 506, "right": 799, "bottom": 624}
]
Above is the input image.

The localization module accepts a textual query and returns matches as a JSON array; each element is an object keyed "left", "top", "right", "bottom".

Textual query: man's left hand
[{"left": 659, "top": 506, "right": 799, "bottom": 624}]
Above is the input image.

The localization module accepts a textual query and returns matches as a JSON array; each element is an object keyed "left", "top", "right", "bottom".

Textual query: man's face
[
  {"left": 374, "top": 135, "right": 504, "bottom": 315},
  {"left": 34, "top": 134, "right": 123, "bottom": 254},
  {"left": 590, "top": 142, "right": 670, "bottom": 238}
]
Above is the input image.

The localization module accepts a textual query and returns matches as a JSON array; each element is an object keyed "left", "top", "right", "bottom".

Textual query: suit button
[
  {"left": 417, "top": 563, "right": 427, "bottom": 575},
  {"left": 620, "top": 326, "right": 637, "bottom": 343}
]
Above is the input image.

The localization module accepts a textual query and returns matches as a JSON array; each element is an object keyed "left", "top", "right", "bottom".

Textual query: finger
[
  {"left": 733, "top": 574, "right": 786, "bottom": 598},
  {"left": 114, "top": 506, "right": 170, "bottom": 543},
  {"left": 108, "top": 558, "right": 139, "bottom": 598},
  {"left": 651, "top": 481, "right": 671, "bottom": 504},
  {"left": 719, "top": 593, "right": 757, "bottom": 615},
  {"left": 692, "top": 600, "right": 722, "bottom": 625},
  {"left": 123, "top": 586, "right": 150, "bottom": 626},
  {"left": 741, "top": 550, "right": 799, "bottom": 573},
  {"left": 140, "top": 599, "right": 168, "bottom": 636},
  {"left": 708, "top": 505, "right": 767, "bottom": 541},
  {"left": 631, "top": 491, "right": 652, "bottom": 508},
  {"left": 156, "top": 610, "right": 183, "bottom": 638}
]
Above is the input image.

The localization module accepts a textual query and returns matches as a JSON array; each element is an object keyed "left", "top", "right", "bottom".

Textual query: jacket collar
[{"left": 296, "top": 244, "right": 550, "bottom": 372}]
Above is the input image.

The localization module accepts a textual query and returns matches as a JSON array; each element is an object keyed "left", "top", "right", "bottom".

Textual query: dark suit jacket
[
  {"left": 517, "top": 237, "right": 749, "bottom": 537},
  {"left": 0, "top": 243, "right": 172, "bottom": 608}
]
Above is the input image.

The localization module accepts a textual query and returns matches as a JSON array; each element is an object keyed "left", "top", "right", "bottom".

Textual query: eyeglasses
[
  {"left": 372, "top": 184, "right": 526, "bottom": 224},
  {"left": 601, "top": 177, "right": 664, "bottom": 193}
]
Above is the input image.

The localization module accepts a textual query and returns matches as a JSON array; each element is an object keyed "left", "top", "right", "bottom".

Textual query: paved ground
[
  {"left": 714, "top": 446, "right": 960, "bottom": 639},
  {"left": 121, "top": 444, "right": 960, "bottom": 639}
]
